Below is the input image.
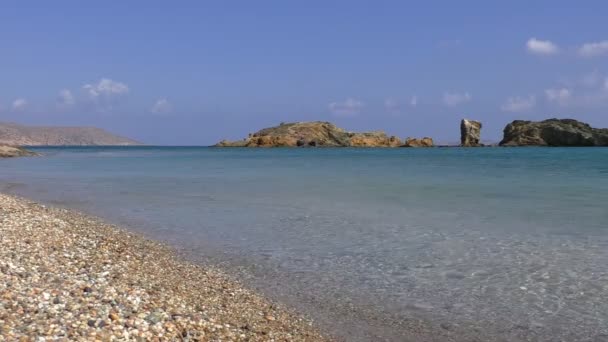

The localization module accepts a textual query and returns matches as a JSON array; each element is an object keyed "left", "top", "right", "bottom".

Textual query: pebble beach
[{"left": 0, "top": 193, "right": 328, "bottom": 341}]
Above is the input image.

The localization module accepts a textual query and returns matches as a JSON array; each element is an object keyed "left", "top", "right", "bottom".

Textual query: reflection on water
[{"left": 1, "top": 146, "right": 608, "bottom": 341}]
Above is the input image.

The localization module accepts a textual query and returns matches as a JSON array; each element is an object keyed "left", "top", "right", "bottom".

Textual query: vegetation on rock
[
  {"left": 500, "top": 119, "right": 608, "bottom": 146},
  {"left": 215, "top": 121, "right": 403, "bottom": 147}
]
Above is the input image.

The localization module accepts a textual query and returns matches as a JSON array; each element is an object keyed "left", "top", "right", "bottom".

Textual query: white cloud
[
  {"left": 151, "top": 98, "right": 172, "bottom": 114},
  {"left": 57, "top": 89, "right": 75, "bottom": 106},
  {"left": 12, "top": 98, "right": 27, "bottom": 111},
  {"left": 82, "top": 78, "right": 129, "bottom": 112},
  {"left": 442, "top": 92, "right": 471, "bottom": 106},
  {"left": 328, "top": 98, "right": 363, "bottom": 117},
  {"left": 545, "top": 72, "right": 608, "bottom": 108},
  {"left": 410, "top": 95, "right": 418, "bottom": 107},
  {"left": 545, "top": 88, "right": 572, "bottom": 106},
  {"left": 501, "top": 95, "right": 536, "bottom": 112},
  {"left": 83, "top": 78, "right": 129, "bottom": 100},
  {"left": 526, "top": 38, "right": 559, "bottom": 55},
  {"left": 578, "top": 40, "right": 608, "bottom": 58}
]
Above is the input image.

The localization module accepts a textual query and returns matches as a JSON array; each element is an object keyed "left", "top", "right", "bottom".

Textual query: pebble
[
  {"left": 444, "top": 271, "right": 467, "bottom": 280},
  {"left": 0, "top": 193, "right": 327, "bottom": 341}
]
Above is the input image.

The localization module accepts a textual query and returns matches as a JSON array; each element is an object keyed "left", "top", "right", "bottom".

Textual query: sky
[{"left": 1, "top": 1, "right": 607, "bottom": 145}]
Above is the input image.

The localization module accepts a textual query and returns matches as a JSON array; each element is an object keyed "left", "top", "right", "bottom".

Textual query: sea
[{"left": 1, "top": 146, "right": 607, "bottom": 341}]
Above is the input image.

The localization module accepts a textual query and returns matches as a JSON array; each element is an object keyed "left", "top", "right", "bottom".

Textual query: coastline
[
  {"left": 0, "top": 188, "right": 454, "bottom": 342},
  {"left": 4, "top": 148, "right": 606, "bottom": 342},
  {"left": 0, "top": 193, "right": 327, "bottom": 341}
]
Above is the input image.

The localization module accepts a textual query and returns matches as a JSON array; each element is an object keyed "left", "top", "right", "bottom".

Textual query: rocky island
[
  {"left": 215, "top": 121, "right": 404, "bottom": 147},
  {"left": 500, "top": 119, "right": 608, "bottom": 146}
]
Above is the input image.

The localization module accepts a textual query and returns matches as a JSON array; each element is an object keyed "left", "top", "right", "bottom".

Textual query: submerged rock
[
  {"left": 402, "top": 137, "right": 434, "bottom": 147},
  {"left": 499, "top": 118, "right": 608, "bottom": 146},
  {"left": 0, "top": 145, "right": 37, "bottom": 158},
  {"left": 214, "top": 121, "right": 402, "bottom": 147},
  {"left": 460, "top": 119, "right": 482, "bottom": 147}
]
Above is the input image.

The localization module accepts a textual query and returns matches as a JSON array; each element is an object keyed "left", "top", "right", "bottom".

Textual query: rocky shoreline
[
  {"left": 214, "top": 118, "right": 608, "bottom": 148},
  {"left": 0, "top": 193, "right": 328, "bottom": 341},
  {"left": 0, "top": 145, "right": 37, "bottom": 158},
  {"left": 500, "top": 119, "right": 608, "bottom": 146}
]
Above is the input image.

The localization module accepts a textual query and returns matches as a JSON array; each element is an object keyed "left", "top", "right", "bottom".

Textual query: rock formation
[
  {"left": 460, "top": 119, "right": 482, "bottom": 147},
  {"left": 0, "top": 122, "right": 141, "bottom": 146},
  {"left": 215, "top": 121, "right": 403, "bottom": 147},
  {"left": 500, "top": 119, "right": 608, "bottom": 146},
  {"left": 0, "top": 145, "right": 37, "bottom": 158},
  {"left": 349, "top": 132, "right": 402, "bottom": 147},
  {"left": 402, "top": 137, "right": 434, "bottom": 147}
]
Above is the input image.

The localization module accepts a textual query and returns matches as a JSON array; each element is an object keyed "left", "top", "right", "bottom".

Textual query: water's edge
[
  {"left": 0, "top": 187, "right": 453, "bottom": 342},
  {"left": 2, "top": 147, "right": 607, "bottom": 342}
]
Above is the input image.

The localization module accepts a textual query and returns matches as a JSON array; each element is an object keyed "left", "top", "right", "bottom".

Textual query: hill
[{"left": 0, "top": 122, "right": 141, "bottom": 146}]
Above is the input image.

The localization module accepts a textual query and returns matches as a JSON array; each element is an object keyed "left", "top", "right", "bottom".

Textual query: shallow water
[{"left": 2, "top": 147, "right": 608, "bottom": 341}]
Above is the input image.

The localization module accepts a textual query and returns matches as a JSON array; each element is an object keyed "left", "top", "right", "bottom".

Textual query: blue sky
[{"left": 1, "top": 1, "right": 607, "bottom": 145}]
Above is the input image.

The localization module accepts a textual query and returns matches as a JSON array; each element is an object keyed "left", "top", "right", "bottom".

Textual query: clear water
[{"left": 2, "top": 147, "right": 608, "bottom": 341}]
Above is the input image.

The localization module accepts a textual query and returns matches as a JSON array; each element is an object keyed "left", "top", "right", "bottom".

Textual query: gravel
[{"left": 0, "top": 193, "right": 328, "bottom": 341}]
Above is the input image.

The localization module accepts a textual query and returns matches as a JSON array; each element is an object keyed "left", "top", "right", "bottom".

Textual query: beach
[
  {"left": 0, "top": 193, "right": 327, "bottom": 341},
  {"left": 2, "top": 147, "right": 608, "bottom": 341}
]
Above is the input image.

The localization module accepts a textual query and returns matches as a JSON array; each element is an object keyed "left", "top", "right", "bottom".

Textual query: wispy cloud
[
  {"left": 328, "top": 98, "right": 363, "bottom": 117},
  {"left": 151, "top": 98, "right": 172, "bottom": 114},
  {"left": 526, "top": 38, "right": 559, "bottom": 55},
  {"left": 580, "top": 70, "right": 602, "bottom": 88},
  {"left": 82, "top": 78, "right": 129, "bottom": 111},
  {"left": 578, "top": 40, "right": 608, "bottom": 58},
  {"left": 57, "top": 89, "right": 75, "bottom": 107},
  {"left": 442, "top": 92, "right": 471, "bottom": 106},
  {"left": 501, "top": 95, "right": 536, "bottom": 112},
  {"left": 384, "top": 98, "right": 400, "bottom": 114},
  {"left": 83, "top": 78, "right": 129, "bottom": 100},
  {"left": 410, "top": 95, "right": 418, "bottom": 107},
  {"left": 545, "top": 88, "right": 572, "bottom": 106},
  {"left": 545, "top": 68, "right": 608, "bottom": 108},
  {"left": 12, "top": 98, "right": 27, "bottom": 111}
]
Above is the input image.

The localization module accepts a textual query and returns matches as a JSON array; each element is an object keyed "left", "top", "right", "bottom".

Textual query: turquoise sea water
[{"left": 2, "top": 147, "right": 608, "bottom": 341}]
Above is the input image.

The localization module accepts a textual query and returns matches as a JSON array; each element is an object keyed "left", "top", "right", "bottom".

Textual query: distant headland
[
  {"left": 0, "top": 122, "right": 142, "bottom": 158},
  {"left": 0, "top": 122, "right": 141, "bottom": 147}
]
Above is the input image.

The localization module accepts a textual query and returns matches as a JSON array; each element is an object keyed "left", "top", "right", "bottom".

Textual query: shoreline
[
  {"left": 0, "top": 187, "right": 463, "bottom": 342},
  {"left": 0, "top": 193, "right": 328, "bottom": 341}
]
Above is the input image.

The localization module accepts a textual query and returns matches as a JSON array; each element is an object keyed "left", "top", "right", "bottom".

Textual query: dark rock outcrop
[
  {"left": 402, "top": 137, "right": 434, "bottom": 147},
  {"left": 500, "top": 119, "right": 608, "bottom": 146},
  {"left": 460, "top": 119, "right": 482, "bottom": 147},
  {"left": 215, "top": 121, "right": 402, "bottom": 147},
  {"left": 0, "top": 145, "right": 37, "bottom": 158}
]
